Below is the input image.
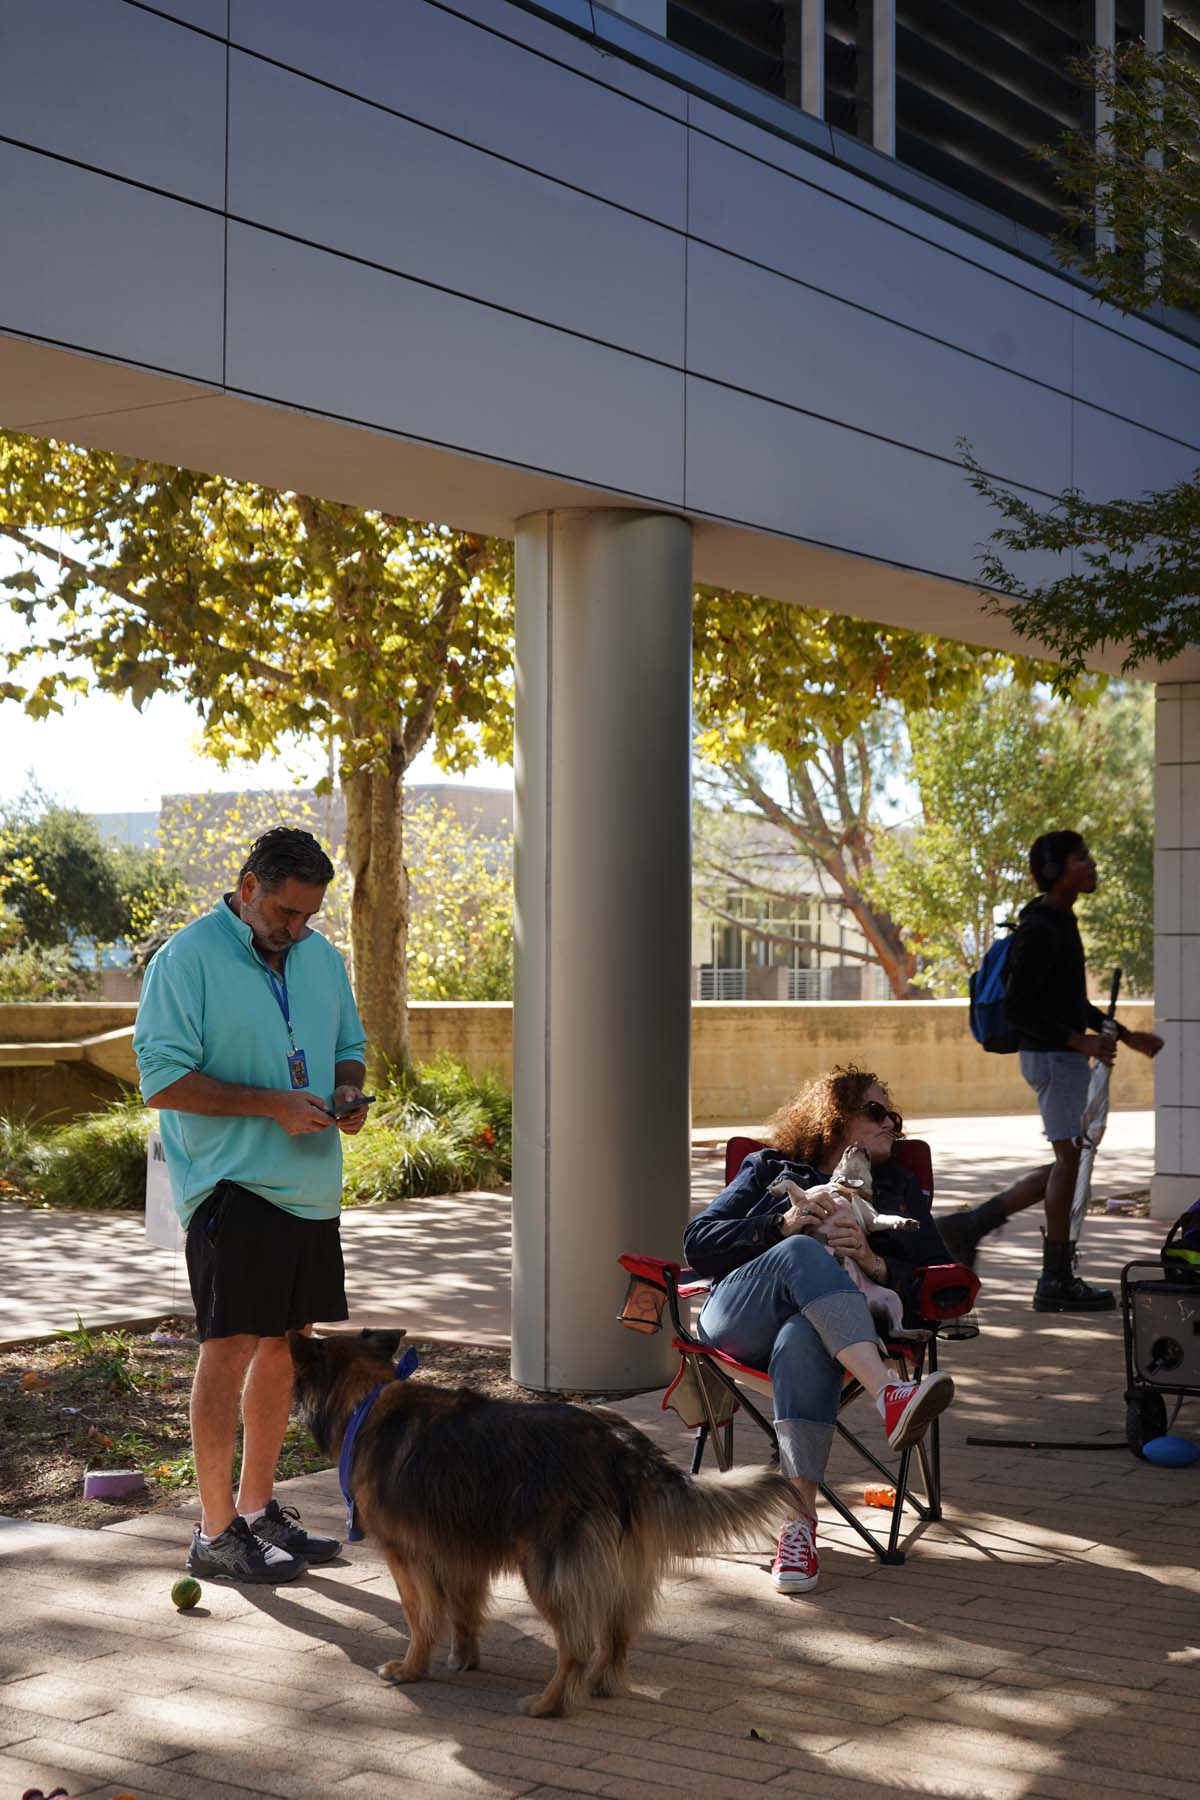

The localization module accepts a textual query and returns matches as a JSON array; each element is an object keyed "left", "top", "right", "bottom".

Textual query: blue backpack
[{"left": 968, "top": 928, "right": 1019, "bottom": 1053}]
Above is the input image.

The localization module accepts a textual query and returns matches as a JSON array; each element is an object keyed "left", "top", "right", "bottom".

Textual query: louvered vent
[
  {"left": 664, "top": 2, "right": 1162, "bottom": 242},
  {"left": 894, "top": 2, "right": 1099, "bottom": 238},
  {"left": 664, "top": 2, "right": 798, "bottom": 102}
]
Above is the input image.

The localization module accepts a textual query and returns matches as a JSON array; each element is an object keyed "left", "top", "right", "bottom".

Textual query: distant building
[
  {"left": 96, "top": 787, "right": 886, "bottom": 1001},
  {"left": 692, "top": 811, "right": 886, "bottom": 1002},
  {"left": 92, "top": 785, "right": 512, "bottom": 865},
  {"left": 92, "top": 810, "right": 160, "bottom": 849},
  {"left": 86, "top": 785, "right": 514, "bottom": 998},
  {"left": 693, "top": 886, "right": 887, "bottom": 1002}
]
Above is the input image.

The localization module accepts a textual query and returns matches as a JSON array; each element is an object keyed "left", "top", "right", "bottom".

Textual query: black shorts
[{"left": 185, "top": 1180, "right": 348, "bottom": 1342}]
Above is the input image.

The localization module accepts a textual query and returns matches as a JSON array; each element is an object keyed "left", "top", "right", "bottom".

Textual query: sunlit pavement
[
  {"left": 3, "top": 1109, "right": 1199, "bottom": 1799},
  {"left": 0, "top": 1111, "right": 1154, "bottom": 1347}
]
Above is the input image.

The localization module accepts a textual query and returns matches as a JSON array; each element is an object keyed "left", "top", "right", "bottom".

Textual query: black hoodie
[{"left": 1003, "top": 897, "right": 1120, "bottom": 1052}]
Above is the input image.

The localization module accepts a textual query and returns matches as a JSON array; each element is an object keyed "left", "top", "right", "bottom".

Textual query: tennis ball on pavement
[{"left": 171, "top": 1575, "right": 202, "bottom": 1610}]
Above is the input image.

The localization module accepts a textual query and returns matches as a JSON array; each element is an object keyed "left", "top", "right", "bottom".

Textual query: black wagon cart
[{"left": 1122, "top": 1208, "right": 1200, "bottom": 1456}]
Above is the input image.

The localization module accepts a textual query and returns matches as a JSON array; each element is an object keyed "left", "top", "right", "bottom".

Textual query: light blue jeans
[{"left": 696, "top": 1234, "right": 876, "bottom": 1481}]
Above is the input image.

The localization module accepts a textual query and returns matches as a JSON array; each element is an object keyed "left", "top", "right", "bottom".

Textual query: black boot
[
  {"left": 1032, "top": 1237, "right": 1115, "bottom": 1312},
  {"left": 938, "top": 1194, "right": 1010, "bottom": 1270}
]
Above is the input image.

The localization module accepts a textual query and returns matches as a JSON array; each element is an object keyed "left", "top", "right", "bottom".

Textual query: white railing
[
  {"left": 697, "top": 968, "right": 747, "bottom": 1000},
  {"left": 788, "top": 967, "right": 833, "bottom": 1000},
  {"left": 697, "top": 967, "right": 840, "bottom": 1000}
]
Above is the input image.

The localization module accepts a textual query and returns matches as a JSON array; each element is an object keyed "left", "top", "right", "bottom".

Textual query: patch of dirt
[{"left": 0, "top": 1326, "right": 623, "bottom": 1529}]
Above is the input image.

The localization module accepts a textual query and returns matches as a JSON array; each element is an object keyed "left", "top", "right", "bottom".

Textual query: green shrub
[
  {"left": 0, "top": 1055, "right": 511, "bottom": 1213},
  {"left": 342, "top": 1056, "right": 512, "bottom": 1205},
  {"left": 35, "top": 1093, "right": 152, "bottom": 1211},
  {"left": 391, "top": 1055, "right": 511, "bottom": 1168},
  {"left": 0, "top": 1110, "right": 49, "bottom": 1197},
  {"left": 58, "top": 1316, "right": 140, "bottom": 1392},
  {"left": 0, "top": 941, "right": 97, "bottom": 1000}
]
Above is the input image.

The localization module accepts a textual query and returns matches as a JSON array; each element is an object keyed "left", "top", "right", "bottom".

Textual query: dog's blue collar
[{"left": 338, "top": 1348, "right": 419, "bottom": 1542}]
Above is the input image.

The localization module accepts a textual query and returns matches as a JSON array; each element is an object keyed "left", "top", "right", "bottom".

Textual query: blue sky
[{"left": 0, "top": 543, "right": 511, "bottom": 814}]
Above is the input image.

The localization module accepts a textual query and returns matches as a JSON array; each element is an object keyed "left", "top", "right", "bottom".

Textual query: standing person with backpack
[{"left": 945, "top": 830, "right": 1161, "bottom": 1310}]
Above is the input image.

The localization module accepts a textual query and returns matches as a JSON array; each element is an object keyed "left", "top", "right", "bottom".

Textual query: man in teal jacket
[{"left": 135, "top": 827, "right": 368, "bottom": 1584}]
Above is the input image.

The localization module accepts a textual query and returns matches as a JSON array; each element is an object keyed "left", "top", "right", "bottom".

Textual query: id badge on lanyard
[{"left": 262, "top": 960, "right": 308, "bottom": 1088}]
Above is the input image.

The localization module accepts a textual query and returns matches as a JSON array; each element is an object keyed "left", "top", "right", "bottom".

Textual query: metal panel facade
[
  {"left": 686, "top": 128, "right": 1075, "bottom": 391},
  {"left": 0, "top": 0, "right": 1195, "bottom": 586},
  {"left": 229, "top": 0, "right": 689, "bottom": 227},
  {"left": 0, "top": 0, "right": 227, "bottom": 209},
  {"left": 0, "top": 143, "right": 225, "bottom": 383},
  {"left": 685, "top": 240, "right": 1072, "bottom": 493},
  {"left": 683, "top": 375, "right": 1062, "bottom": 591},
  {"left": 226, "top": 53, "right": 686, "bottom": 365},
  {"left": 224, "top": 225, "right": 686, "bottom": 504}
]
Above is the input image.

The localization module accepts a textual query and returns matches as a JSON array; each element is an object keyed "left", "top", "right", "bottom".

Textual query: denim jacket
[{"left": 683, "top": 1148, "right": 951, "bottom": 1326}]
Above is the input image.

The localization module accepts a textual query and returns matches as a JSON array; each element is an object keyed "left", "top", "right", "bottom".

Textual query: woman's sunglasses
[{"left": 862, "top": 1099, "right": 903, "bottom": 1135}]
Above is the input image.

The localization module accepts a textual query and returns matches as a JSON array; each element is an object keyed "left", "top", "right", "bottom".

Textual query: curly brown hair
[{"left": 768, "top": 1065, "right": 895, "bottom": 1166}]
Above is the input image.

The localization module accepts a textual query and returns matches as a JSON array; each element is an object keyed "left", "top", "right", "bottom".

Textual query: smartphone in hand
[{"left": 328, "top": 1093, "right": 375, "bottom": 1120}]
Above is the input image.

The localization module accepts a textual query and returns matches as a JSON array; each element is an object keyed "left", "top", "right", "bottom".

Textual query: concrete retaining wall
[
  {"left": 0, "top": 1002, "right": 141, "bottom": 1121},
  {"left": 408, "top": 999, "right": 1158, "bottom": 1120},
  {"left": 690, "top": 1000, "right": 1156, "bottom": 1121},
  {"left": 0, "top": 998, "right": 1156, "bottom": 1123}
]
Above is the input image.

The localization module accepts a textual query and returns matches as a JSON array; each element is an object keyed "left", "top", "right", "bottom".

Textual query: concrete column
[
  {"left": 1151, "top": 680, "right": 1200, "bottom": 1221},
  {"left": 512, "top": 510, "right": 693, "bottom": 1390}
]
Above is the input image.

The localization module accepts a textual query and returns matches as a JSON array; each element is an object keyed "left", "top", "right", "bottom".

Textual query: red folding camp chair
[{"left": 617, "top": 1135, "right": 980, "bottom": 1565}]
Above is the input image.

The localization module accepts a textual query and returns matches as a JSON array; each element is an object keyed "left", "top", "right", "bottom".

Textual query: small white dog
[{"left": 769, "top": 1144, "right": 920, "bottom": 1336}]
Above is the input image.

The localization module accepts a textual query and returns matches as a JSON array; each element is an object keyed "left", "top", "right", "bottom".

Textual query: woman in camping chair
[{"left": 684, "top": 1064, "right": 955, "bottom": 1595}]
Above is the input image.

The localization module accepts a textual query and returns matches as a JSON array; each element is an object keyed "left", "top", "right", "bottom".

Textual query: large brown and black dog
[{"left": 289, "top": 1329, "right": 794, "bottom": 1718}]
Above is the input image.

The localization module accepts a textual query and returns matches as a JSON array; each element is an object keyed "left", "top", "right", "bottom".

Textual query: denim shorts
[{"left": 1019, "top": 1048, "right": 1090, "bottom": 1144}]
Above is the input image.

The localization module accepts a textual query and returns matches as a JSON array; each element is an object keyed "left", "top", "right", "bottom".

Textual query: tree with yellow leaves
[
  {"left": 0, "top": 435, "right": 513, "bottom": 1066},
  {"left": 691, "top": 586, "right": 1044, "bottom": 997}
]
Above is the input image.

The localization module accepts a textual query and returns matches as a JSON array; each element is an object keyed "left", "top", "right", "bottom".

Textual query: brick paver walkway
[
  {"left": 0, "top": 1110, "right": 1154, "bottom": 1346},
  {"left": 3, "top": 1117, "right": 1198, "bottom": 1799}
]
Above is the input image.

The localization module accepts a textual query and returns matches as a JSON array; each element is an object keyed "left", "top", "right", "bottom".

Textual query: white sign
[{"left": 144, "top": 1130, "right": 185, "bottom": 1251}]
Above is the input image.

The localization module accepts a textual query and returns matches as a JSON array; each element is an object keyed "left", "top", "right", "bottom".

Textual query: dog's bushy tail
[{"left": 648, "top": 1465, "right": 796, "bottom": 1558}]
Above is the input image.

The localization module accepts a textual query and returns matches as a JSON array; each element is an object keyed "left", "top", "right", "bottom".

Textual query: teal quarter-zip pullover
[{"left": 133, "top": 898, "right": 366, "bottom": 1226}]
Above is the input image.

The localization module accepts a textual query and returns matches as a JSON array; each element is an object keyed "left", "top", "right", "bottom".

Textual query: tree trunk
[
  {"left": 832, "top": 878, "right": 920, "bottom": 999},
  {"left": 341, "top": 750, "right": 409, "bottom": 1071},
  {"left": 853, "top": 904, "right": 920, "bottom": 999},
  {"left": 724, "top": 758, "right": 922, "bottom": 999}
]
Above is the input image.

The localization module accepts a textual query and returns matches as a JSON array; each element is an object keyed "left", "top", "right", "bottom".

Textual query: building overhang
[{"left": 7, "top": 331, "right": 1194, "bottom": 682}]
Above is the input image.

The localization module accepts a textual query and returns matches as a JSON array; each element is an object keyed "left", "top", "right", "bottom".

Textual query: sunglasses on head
[{"left": 862, "top": 1099, "right": 903, "bottom": 1134}]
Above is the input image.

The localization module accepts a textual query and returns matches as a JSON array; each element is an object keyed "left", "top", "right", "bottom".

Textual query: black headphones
[{"left": 1039, "top": 855, "right": 1060, "bottom": 883}]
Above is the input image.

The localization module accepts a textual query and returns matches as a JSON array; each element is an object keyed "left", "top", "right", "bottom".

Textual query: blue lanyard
[
  {"left": 339, "top": 1349, "right": 419, "bottom": 1540},
  {"left": 258, "top": 955, "right": 295, "bottom": 1049}
]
